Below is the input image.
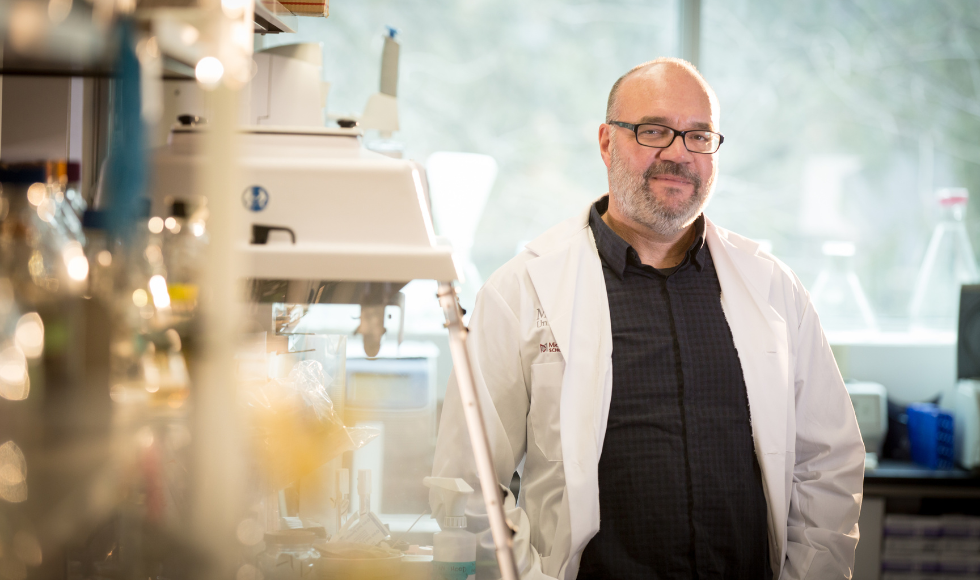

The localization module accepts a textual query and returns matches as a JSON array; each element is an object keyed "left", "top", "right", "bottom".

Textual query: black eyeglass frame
[{"left": 608, "top": 121, "right": 725, "bottom": 154}]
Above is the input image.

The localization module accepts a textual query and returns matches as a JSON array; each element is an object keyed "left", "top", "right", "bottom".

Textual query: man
[{"left": 432, "top": 58, "right": 864, "bottom": 579}]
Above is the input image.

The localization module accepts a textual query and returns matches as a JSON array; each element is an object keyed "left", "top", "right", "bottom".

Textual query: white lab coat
[{"left": 432, "top": 203, "right": 865, "bottom": 580}]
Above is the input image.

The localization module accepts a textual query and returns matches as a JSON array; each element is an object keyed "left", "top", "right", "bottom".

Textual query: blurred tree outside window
[
  {"left": 264, "top": 0, "right": 980, "bottom": 329},
  {"left": 701, "top": 0, "right": 980, "bottom": 328}
]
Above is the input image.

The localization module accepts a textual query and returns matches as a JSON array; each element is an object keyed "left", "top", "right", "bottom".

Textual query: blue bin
[{"left": 907, "top": 403, "right": 954, "bottom": 470}]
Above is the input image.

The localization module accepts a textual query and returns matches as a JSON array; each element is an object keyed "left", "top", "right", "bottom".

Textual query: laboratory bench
[
  {"left": 855, "top": 460, "right": 980, "bottom": 579},
  {"left": 865, "top": 459, "right": 980, "bottom": 498}
]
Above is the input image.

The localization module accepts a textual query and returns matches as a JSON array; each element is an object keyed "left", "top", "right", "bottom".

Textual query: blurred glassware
[
  {"left": 82, "top": 210, "right": 115, "bottom": 302},
  {"left": 161, "top": 198, "right": 206, "bottom": 317},
  {"left": 241, "top": 357, "right": 377, "bottom": 493},
  {"left": 0, "top": 161, "right": 88, "bottom": 300},
  {"left": 257, "top": 530, "right": 319, "bottom": 580},
  {"left": 425, "top": 152, "right": 497, "bottom": 317},
  {"left": 811, "top": 241, "right": 877, "bottom": 333},
  {"left": 910, "top": 188, "right": 980, "bottom": 332}
]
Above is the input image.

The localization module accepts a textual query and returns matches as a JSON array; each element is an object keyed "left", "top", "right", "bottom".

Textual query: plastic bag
[{"left": 243, "top": 359, "right": 378, "bottom": 489}]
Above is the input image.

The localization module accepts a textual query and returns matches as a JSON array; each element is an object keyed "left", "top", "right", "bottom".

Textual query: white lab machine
[
  {"left": 844, "top": 381, "right": 888, "bottom": 467},
  {"left": 951, "top": 380, "right": 980, "bottom": 469},
  {"left": 149, "top": 28, "right": 522, "bottom": 572},
  {"left": 154, "top": 125, "right": 453, "bottom": 290},
  {"left": 153, "top": 124, "right": 449, "bottom": 532},
  {"left": 249, "top": 43, "right": 327, "bottom": 127},
  {"left": 151, "top": 121, "right": 520, "bottom": 580},
  {"left": 157, "top": 41, "right": 328, "bottom": 148}
]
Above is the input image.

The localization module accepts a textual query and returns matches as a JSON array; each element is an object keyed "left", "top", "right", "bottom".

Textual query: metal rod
[{"left": 438, "top": 281, "right": 521, "bottom": 580}]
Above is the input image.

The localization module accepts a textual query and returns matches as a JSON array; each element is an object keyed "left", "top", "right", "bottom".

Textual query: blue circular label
[{"left": 242, "top": 185, "right": 269, "bottom": 212}]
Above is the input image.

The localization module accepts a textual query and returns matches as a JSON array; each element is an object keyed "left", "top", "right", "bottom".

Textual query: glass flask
[
  {"left": 910, "top": 188, "right": 980, "bottom": 332},
  {"left": 810, "top": 241, "right": 877, "bottom": 333},
  {"left": 256, "top": 530, "right": 320, "bottom": 580}
]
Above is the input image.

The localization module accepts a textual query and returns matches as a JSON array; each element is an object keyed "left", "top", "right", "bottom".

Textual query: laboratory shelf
[
  {"left": 0, "top": 39, "right": 196, "bottom": 80},
  {"left": 0, "top": 15, "right": 111, "bottom": 78},
  {"left": 0, "top": 0, "right": 295, "bottom": 79},
  {"left": 255, "top": 0, "right": 298, "bottom": 34}
]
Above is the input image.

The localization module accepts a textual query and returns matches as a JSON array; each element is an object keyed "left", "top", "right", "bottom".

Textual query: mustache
[{"left": 643, "top": 161, "right": 702, "bottom": 190}]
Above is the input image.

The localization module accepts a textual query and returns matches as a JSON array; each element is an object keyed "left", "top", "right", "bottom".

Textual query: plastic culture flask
[
  {"left": 810, "top": 241, "right": 877, "bottom": 335},
  {"left": 257, "top": 530, "right": 319, "bottom": 580},
  {"left": 910, "top": 188, "right": 980, "bottom": 332}
]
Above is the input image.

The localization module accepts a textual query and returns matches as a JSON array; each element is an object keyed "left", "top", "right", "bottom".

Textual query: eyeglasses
[{"left": 609, "top": 121, "right": 724, "bottom": 154}]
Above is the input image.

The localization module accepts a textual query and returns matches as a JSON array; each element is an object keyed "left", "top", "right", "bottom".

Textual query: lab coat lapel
[
  {"left": 525, "top": 209, "right": 612, "bottom": 560},
  {"left": 705, "top": 219, "right": 789, "bottom": 571}
]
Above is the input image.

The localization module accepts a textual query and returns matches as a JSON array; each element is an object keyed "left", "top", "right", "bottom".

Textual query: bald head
[
  {"left": 606, "top": 58, "right": 719, "bottom": 124},
  {"left": 598, "top": 57, "right": 721, "bottom": 240}
]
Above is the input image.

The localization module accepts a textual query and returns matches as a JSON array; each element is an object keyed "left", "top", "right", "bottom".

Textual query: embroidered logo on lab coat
[
  {"left": 536, "top": 309, "right": 548, "bottom": 328},
  {"left": 540, "top": 342, "right": 560, "bottom": 353}
]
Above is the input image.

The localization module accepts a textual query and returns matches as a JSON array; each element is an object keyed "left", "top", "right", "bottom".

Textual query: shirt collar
[{"left": 589, "top": 195, "right": 706, "bottom": 278}]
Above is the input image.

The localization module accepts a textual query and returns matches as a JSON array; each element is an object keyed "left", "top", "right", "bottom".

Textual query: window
[
  {"left": 267, "top": 0, "right": 980, "bottom": 331},
  {"left": 701, "top": 0, "right": 980, "bottom": 328},
  {"left": 261, "top": 0, "right": 678, "bottom": 312}
]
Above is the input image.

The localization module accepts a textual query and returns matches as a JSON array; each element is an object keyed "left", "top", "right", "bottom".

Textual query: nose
[{"left": 658, "top": 133, "right": 693, "bottom": 164}]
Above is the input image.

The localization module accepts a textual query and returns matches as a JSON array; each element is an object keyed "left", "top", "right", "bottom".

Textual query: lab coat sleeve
[
  {"left": 783, "top": 295, "right": 865, "bottom": 579},
  {"left": 432, "top": 282, "right": 553, "bottom": 579}
]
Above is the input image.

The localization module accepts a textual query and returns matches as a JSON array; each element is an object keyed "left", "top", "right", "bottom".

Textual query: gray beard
[{"left": 609, "top": 148, "right": 713, "bottom": 236}]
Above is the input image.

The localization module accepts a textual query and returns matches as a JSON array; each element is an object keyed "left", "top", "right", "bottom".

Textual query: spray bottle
[{"left": 424, "top": 477, "right": 476, "bottom": 580}]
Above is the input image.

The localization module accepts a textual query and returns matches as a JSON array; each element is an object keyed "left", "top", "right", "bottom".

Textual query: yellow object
[
  {"left": 168, "top": 283, "right": 199, "bottom": 306},
  {"left": 248, "top": 391, "right": 357, "bottom": 489}
]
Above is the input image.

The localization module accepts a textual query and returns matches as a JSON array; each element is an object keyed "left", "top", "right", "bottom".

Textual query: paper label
[{"left": 432, "top": 561, "right": 476, "bottom": 580}]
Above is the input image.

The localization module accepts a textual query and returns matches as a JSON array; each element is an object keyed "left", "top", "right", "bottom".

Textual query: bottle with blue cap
[{"left": 424, "top": 476, "right": 476, "bottom": 580}]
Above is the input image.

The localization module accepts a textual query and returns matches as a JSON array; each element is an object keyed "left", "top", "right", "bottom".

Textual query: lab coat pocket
[{"left": 529, "top": 361, "right": 565, "bottom": 462}]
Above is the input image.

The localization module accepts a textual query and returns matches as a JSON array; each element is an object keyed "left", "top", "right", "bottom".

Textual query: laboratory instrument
[
  {"left": 951, "top": 287, "right": 980, "bottom": 468},
  {"left": 0, "top": 4, "right": 529, "bottom": 580},
  {"left": 958, "top": 284, "right": 980, "bottom": 379},
  {"left": 845, "top": 381, "right": 888, "bottom": 466},
  {"left": 151, "top": 110, "right": 521, "bottom": 579},
  {"left": 950, "top": 380, "right": 980, "bottom": 469},
  {"left": 247, "top": 43, "right": 327, "bottom": 127}
]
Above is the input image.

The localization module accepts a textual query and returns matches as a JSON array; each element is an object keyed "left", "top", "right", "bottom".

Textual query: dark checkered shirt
[{"left": 577, "top": 197, "right": 771, "bottom": 580}]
